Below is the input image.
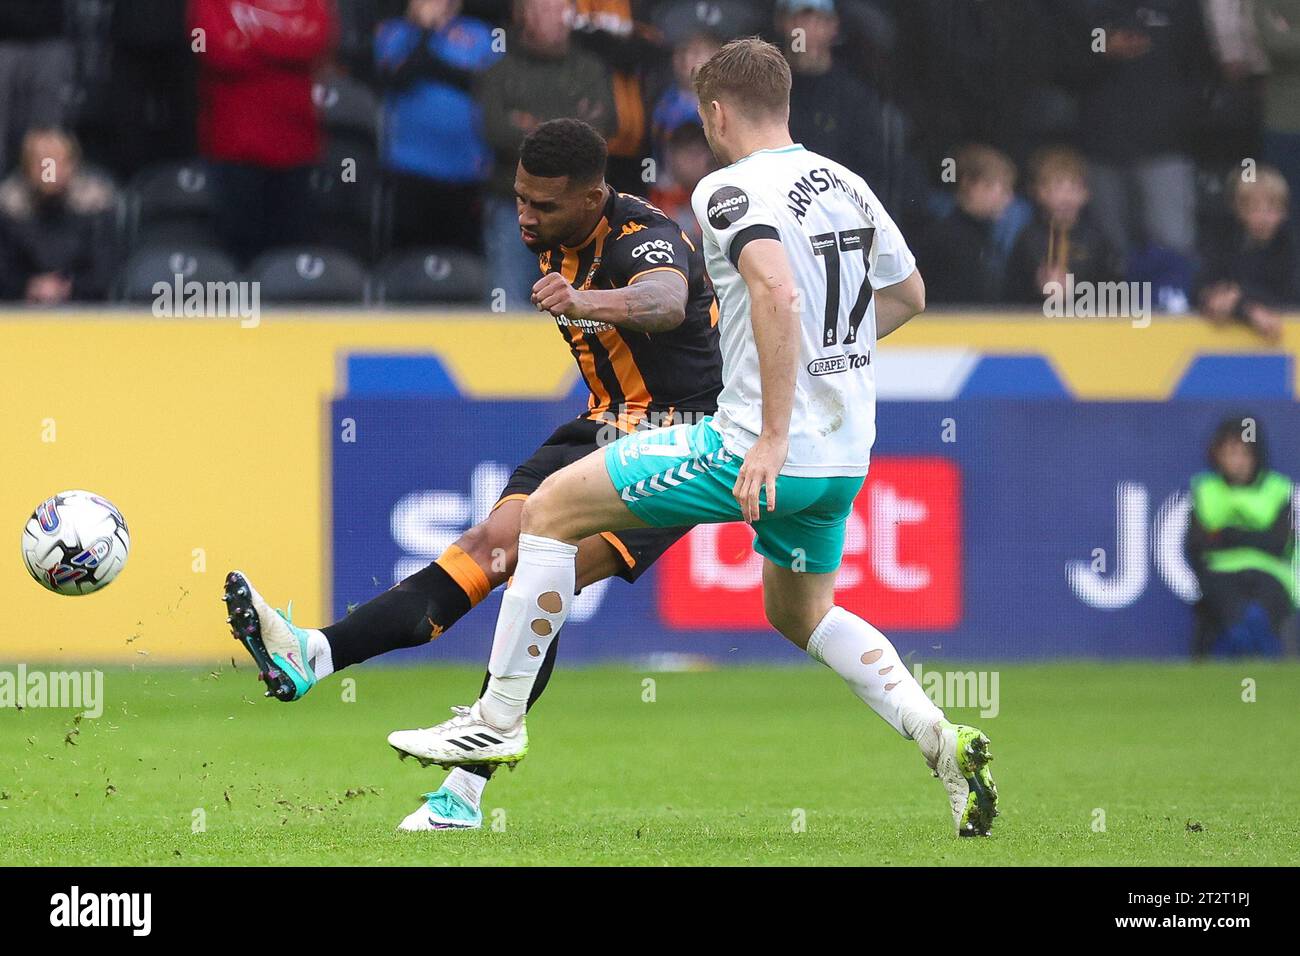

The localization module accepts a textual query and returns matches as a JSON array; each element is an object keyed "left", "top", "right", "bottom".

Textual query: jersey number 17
[{"left": 809, "top": 228, "right": 875, "bottom": 348}]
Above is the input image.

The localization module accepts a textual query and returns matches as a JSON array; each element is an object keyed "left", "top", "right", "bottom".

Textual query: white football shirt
[{"left": 690, "top": 144, "right": 916, "bottom": 477}]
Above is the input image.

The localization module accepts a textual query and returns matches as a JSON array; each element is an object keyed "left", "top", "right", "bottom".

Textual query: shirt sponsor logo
[
  {"left": 555, "top": 314, "right": 614, "bottom": 333},
  {"left": 707, "top": 186, "right": 749, "bottom": 229},
  {"left": 808, "top": 352, "right": 870, "bottom": 376},
  {"left": 631, "top": 238, "right": 675, "bottom": 265}
]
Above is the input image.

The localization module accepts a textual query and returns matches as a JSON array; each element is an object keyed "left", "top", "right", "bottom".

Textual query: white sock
[
  {"left": 442, "top": 768, "right": 487, "bottom": 810},
  {"left": 806, "top": 606, "right": 944, "bottom": 744},
  {"left": 305, "top": 629, "right": 333, "bottom": 679},
  {"left": 480, "top": 533, "right": 577, "bottom": 729}
]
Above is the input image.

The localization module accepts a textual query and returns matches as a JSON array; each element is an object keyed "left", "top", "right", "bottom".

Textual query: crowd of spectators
[{"left": 0, "top": 0, "right": 1296, "bottom": 334}]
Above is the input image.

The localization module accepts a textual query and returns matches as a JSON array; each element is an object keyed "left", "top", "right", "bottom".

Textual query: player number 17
[{"left": 809, "top": 228, "right": 875, "bottom": 348}]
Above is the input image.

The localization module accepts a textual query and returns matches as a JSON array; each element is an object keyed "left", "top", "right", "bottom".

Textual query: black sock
[
  {"left": 322, "top": 561, "right": 473, "bottom": 671},
  {"left": 464, "top": 638, "right": 560, "bottom": 780}
]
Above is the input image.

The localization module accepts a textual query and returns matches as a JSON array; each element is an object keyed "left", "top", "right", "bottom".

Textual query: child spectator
[
  {"left": 1007, "top": 146, "right": 1122, "bottom": 303},
  {"left": 0, "top": 129, "right": 116, "bottom": 304},
  {"left": 375, "top": 0, "right": 502, "bottom": 252},
  {"left": 648, "top": 121, "right": 715, "bottom": 245},
  {"left": 1198, "top": 166, "right": 1297, "bottom": 343},
  {"left": 1185, "top": 416, "right": 1297, "bottom": 658},
  {"left": 649, "top": 29, "right": 720, "bottom": 176},
  {"left": 914, "top": 144, "right": 1018, "bottom": 303}
]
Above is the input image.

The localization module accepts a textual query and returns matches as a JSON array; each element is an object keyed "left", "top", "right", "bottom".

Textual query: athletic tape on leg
[
  {"left": 484, "top": 534, "right": 577, "bottom": 722},
  {"left": 806, "top": 606, "right": 943, "bottom": 739}
]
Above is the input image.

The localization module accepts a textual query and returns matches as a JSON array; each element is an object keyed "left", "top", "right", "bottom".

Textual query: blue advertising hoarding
[{"left": 330, "top": 398, "right": 1300, "bottom": 663}]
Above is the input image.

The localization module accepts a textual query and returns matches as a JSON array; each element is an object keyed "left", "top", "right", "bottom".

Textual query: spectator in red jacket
[{"left": 189, "top": 0, "right": 337, "bottom": 263}]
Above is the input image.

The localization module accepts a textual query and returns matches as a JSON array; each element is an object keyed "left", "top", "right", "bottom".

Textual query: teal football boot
[
  {"left": 224, "top": 570, "right": 317, "bottom": 702},
  {"left": 397, "top": 786, "right": 484, "bottom": 831}
]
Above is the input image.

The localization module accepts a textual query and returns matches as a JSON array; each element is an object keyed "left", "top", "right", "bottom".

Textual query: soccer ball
[{"left": 21, "top": 490, "right": 130, "bottom": 595}]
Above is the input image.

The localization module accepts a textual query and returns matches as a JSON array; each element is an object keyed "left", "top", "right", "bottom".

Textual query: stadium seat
[
  {"left": 128, "top": 161, "right": 215, "bottom": 222},
  {"left": 313, "top": 74, "right": 380, "bottom": 143},
  {"left": 116, "top": 244, "right": 241, "bottom": 304},
  {"left": 307, "top": 144, "right": 382, "bottom": 262},
  {"left": 373, "top": 247, "right": 487, "bottom": 305},
  {"left": 247, "top": 246, "right": 369, "bottom": 304},
  {"left": 126, "top": 161, "right": 216, "bottom": 245},
  {"left": 131, "top": 218, "right": 223, "bottom": 251}
]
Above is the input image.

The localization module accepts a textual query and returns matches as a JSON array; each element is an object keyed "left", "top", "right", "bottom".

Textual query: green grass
[{"left": 1, "top": 662, "right": 1297, "bottom": 866}]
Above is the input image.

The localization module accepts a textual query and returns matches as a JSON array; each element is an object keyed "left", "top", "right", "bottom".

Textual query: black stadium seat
[
  {"left": 131, "top": 218, "right": 222, "bottom": 251},
  {"left": 307, "top": 144, "right": 382, "bottom": 261},
  {"left": 128, "top": 161, "right": 215, "bottom": 228},
  {"left": 248, "top": 246, "right": 369, "bottom": 304},
  {"left": 313, "top": 74, "right": 380, "bottom": 143},
  {"left": 117, "top": 245, "right": 241, "bottom": 304},
  {"left": 373, "top": 247, "right": 487, "bottom": 305}
]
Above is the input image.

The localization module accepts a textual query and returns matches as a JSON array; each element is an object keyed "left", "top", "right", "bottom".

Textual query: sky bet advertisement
[{"left": 330, "top": 398, "right": 1300, "bottom": 664}]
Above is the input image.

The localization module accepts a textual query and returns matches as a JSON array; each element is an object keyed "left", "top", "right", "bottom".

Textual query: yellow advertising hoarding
[{"left": 0, "top": 309, "right": 1293, "bottom": 662}]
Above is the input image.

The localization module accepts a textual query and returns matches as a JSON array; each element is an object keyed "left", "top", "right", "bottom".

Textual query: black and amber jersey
[{"left": 538, "top": 190, "right": 722, "bottom": 431}]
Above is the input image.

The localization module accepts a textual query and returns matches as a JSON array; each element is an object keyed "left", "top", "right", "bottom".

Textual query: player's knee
[
  {"left": 763, "top": 593, "right": 806, "bottom": 643},
  {"left": 455, "top": 522, "right": 513, "bottom": 583},
  {"left": 520, "top": 478, "right": 563, "bottom": 537},
  {"left": 763, "top": 592, "right": 830, "bottom": 646}
]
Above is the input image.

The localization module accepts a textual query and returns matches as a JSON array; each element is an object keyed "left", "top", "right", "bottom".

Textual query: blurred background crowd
[{"left": 0, "top": 0, "right": 1297, "bottom": 334}]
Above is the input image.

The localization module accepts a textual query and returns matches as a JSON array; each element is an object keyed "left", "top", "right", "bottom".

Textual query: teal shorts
[{"left": 603, "top": 417, "right": 864, "bottom": 574}]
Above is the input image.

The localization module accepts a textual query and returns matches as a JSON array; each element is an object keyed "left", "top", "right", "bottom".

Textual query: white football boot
[
  {"left": 917, "top": 719, "right": 999, "bottom": 836},
  {"left": 388, "top": 701, "right": 527, "bottom": 769}
]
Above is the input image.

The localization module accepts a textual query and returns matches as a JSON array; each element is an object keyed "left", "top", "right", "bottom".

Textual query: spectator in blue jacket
[{"left": 376, "top": 0, "right": 502, "bottom": 252}]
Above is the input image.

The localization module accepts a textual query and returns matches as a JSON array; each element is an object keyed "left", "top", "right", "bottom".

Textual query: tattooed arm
[{"left": 530, "top": 269, "right": 689, "bottom": 333}]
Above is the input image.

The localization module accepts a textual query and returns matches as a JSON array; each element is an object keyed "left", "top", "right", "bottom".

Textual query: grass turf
[{"left": 1, "top": 662, "right": 1297, "bottom": 866}]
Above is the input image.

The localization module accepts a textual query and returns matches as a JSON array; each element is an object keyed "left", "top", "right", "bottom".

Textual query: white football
[{"left": 21, "top": 490, "right": 130, "bottom": 595}]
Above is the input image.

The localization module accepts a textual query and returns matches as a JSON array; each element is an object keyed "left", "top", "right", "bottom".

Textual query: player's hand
[
  {"left": 733, "top": 433, "right": 788, "bottom": 523},
  {"left": 532, "top": 272, "right": 588, "bottom": 319}
]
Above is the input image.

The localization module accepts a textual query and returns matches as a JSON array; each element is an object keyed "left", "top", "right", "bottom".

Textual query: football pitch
[{"left": 2, "top": 662, "right": 1297, "bottom": 867}]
